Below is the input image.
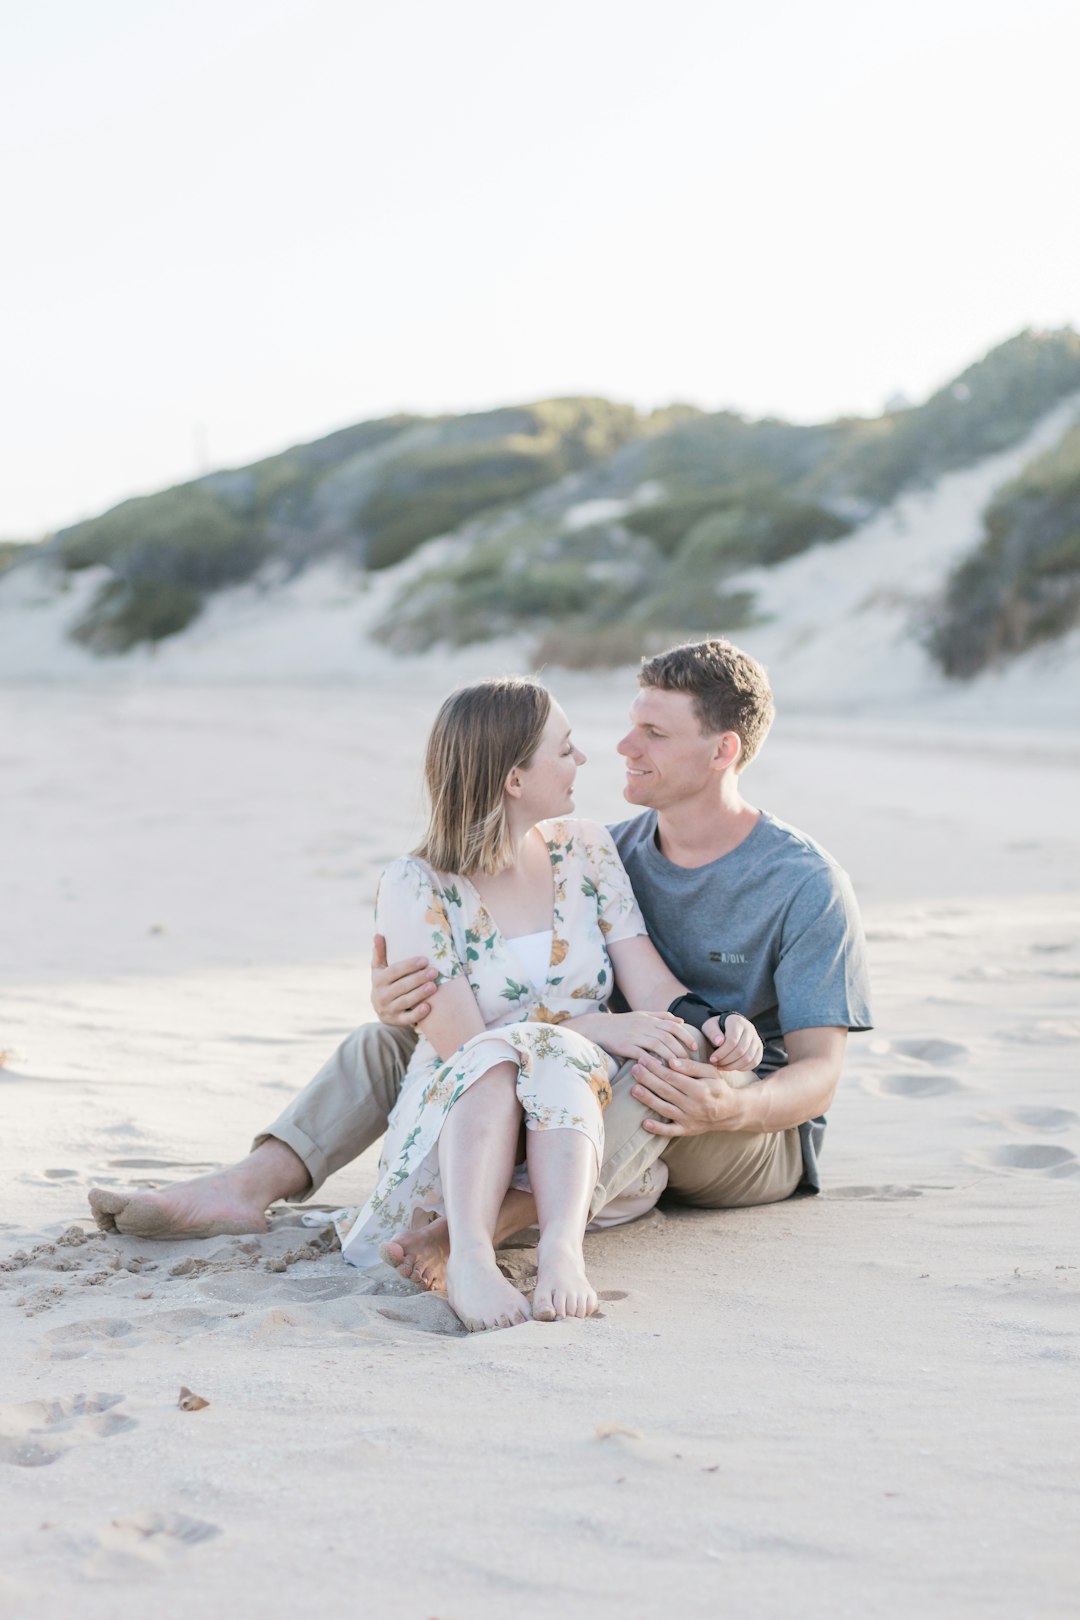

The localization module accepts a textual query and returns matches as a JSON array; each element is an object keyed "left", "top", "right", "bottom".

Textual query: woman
[{"left": 338, "top": 676, "right": 762, "bottom": 1333}]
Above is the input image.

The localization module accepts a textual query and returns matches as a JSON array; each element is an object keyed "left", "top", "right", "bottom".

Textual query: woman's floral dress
[{"left": 337, "top": 817, "right": 648, "bottom": 1267}]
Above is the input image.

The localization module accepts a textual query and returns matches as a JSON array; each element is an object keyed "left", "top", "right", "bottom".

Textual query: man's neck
[{"left": 654, "top": 786, "right": 761, "bottom": 869}]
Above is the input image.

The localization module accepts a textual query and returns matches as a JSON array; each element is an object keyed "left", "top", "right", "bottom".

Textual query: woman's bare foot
[
  {"left": 380, "top": 1210, "right": 450, "bottom": 1293},
  {"left": 532, "top": 1236, "right": 597, "bottom": 1322},
  {"left": 445, "top": 1247, "right": 530, "bottom": 1332},
  {"left": 87, "top": 1141, "right": 308, "bottom": 1241}
]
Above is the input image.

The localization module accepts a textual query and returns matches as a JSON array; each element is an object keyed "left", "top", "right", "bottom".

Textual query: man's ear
[{"left": 710, "top": 732, "right": 742, "bottom": 773}]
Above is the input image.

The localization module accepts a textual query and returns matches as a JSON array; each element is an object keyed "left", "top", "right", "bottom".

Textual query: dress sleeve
[
  {"left": 577, "top": 820, "right": 649, "bottom": 945},
  {"left": 374, "top": 858, "right": 465, "bottom": 987}
]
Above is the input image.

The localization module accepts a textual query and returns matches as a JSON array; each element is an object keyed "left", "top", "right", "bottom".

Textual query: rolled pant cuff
[{"left": 250, "top": 1123, "right": 326, "bottom": 1202}]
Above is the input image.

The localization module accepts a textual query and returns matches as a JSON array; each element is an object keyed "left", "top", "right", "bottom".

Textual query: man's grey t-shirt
[{"left": 609, "top": 808, "right": 874, "bottom": 1190}]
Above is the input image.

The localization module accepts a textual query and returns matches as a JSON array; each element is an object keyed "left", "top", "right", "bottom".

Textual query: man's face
[{"left": 616, "top": 687, "right": 727, "bottom": 810}]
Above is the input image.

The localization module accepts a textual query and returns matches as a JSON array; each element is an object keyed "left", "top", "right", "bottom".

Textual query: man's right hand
[{"left": 371, "top": 934, "right": 438, "bottom": 1027}]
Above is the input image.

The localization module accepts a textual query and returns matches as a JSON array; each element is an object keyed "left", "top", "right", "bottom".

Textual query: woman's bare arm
[
  {"left": 410, "top": 974, "right": 486, "bottom": 1061},
  {"left": 605, "top": 935, "right": 763, "bottom": 1073},
  {"left": 605, "top": 934, "right": 685, "bottom": 1011}
]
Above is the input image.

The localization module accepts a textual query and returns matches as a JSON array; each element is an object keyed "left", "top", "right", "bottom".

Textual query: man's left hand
[{"left": 630, "top": 1053, "right": 750, "bottom": 1137}]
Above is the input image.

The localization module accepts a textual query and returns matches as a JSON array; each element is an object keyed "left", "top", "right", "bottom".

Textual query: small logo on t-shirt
[{"left": 710, "top": 950, "right": 747, "bottom": 964}]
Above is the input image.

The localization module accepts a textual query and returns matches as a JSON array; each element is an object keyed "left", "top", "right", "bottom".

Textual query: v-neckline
[{"left": 459, "top": 826, "right": 562, "bottom": 981}]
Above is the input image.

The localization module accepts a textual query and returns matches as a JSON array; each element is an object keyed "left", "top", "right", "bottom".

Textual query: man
[{"left": 89, "top": 638, "right": 872, "bottom": 1254}]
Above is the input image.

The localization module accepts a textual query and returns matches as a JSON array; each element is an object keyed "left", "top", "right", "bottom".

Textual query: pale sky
[{"left": 4, "top": 0, "right": 1079, "bottom": 538}]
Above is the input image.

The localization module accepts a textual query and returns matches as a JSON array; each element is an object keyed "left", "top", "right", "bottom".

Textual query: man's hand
[
  {"left": 634, "top": 1026, "right": 848, "bottom": 1138},
  {"left": 630, "top": 1053, "right": 750, "bottom": 1137},
  {"left": 702, "top": 1012, "right": 763, "bottom": 1072},
  {"left": 371, "top": 935, "right": 438, "bottom": 1027}
]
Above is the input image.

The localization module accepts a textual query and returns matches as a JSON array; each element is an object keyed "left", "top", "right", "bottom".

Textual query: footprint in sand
[
  {"left": 825, "top": 1185, "right": 923, "bottom": 1201},
  {"left": 44, "top": 1317, "right": 137, "bottom": 1359},
  {"left": 889, "top": 1037, "right": 970, "bottom": 1066},
  {"left": 967, "top": 1144, "right": 1079, "bottom": 1176},
  {"left": 1000, "top": 1020, "right": 1080, "bottom": 1044},
  {"left": 0, "top": 1392, "right": 135, "bottom": 1467},
  {"left": 979, "top": 1105, "right": 1078, "bottom": 1134},
  {"left": 106, "top": 1157, "right": 217, "bottom": 1172},
  {"left": 375, "top": 1295, "right": 468, "bottom": 1337},
  {"left": 81, "top": 1510, "right": 219, "bottom": 1578},
  {"left": 863, "top": 1071, "right": 965, "bottom": 1099}
]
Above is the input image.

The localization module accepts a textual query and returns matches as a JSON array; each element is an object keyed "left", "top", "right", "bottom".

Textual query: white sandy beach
[{"left": 1, "top": 675, "right": 1078, "bottom": 1619}]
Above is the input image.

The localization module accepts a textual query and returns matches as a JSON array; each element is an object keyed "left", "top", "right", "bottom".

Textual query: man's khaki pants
[{"left": 253, "top": 1024, "right": 803, "bottom": 1217}]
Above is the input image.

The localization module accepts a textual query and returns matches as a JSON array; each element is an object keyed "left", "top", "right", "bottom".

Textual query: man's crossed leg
[{"left": 89, "top": 1023, "right": 800, "bottom": 1249}]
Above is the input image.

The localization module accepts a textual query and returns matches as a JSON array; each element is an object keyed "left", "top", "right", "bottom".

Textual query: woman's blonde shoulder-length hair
[{"left": 413, "top": 677, "right": 552, "bottom": 877}]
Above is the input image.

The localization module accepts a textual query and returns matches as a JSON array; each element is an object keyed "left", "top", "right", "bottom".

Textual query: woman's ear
[{"left": 504, "top": 768, "right": 523, "bottom": 800}]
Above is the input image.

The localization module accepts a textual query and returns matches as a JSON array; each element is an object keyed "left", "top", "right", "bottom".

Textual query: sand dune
[{"left": 1, "top": 683, "right": 1078, "bottom": 1618}]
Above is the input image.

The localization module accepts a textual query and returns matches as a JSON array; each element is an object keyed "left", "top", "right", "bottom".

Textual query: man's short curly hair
[{"left": 638, "top": 639, "right": 774, "bottom": 771}]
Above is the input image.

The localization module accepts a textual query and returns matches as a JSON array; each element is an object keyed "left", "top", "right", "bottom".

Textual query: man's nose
[{"left": 616, "top": 732, "right": 637, "bottom": 757}]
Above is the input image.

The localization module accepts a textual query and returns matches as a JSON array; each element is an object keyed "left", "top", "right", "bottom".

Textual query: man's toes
[
  {"left": 88, "top": 1189, "right": 124, "bottom": 1233},
  {"left": 533, "top": 1290, "right": 556, "bottom": 1323}
]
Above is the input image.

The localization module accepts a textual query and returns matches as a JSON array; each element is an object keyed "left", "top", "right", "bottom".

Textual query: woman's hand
[
  {"left": 703, "top": 1013, "right": 763, "bottom": 1072},
  {"left": 575, "top": 1011, "right": 700, "bottom": 1065}
]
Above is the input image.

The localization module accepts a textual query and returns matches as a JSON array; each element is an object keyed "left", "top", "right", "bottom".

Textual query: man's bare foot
[
  {"left": 532, "top": 1236, "right": 597, "bottom": 1322},
  {"left": 380, "top": 1210, "right": 450, "bottom": 1294},
  {"left": 445, "top": 1248, "right": 530, "bottom": 1332},
  {"left": 87, "top": 1141, "right": 308, "bottom": 1241}
]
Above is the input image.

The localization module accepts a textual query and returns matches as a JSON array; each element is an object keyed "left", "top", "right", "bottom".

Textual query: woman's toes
[{"left": 532, "top": 1289, "right": 556, "bottom": 1322}]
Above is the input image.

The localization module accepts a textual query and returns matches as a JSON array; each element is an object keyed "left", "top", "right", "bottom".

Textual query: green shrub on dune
[
  {"left": 360, "top": 399, "right": 644, "bottom": 570},
  {"left": 0, "top": 540, "right": 32, "bottom": 574},
  {"left": 627, "top": 486, "right": 850, "bottom": 564},
  {"left": 58, "top": 484, "right": 268, "bottom": 587},
  {"left": 57, "top": 484, "right": 270, "bottom": 651},
  {"left": 70, "top": 579, "right": 203, "bottom": 654},
  {"left": 930, "top": 420, "right": 1080, "bottom": 676},
  {"left": 813, "top": 329, "right": 1080, "bottom": 506}
]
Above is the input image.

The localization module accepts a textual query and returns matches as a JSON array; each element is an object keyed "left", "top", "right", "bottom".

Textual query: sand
[{"left": 1, "top": 676, "right": 1078, "bottom": 1619}]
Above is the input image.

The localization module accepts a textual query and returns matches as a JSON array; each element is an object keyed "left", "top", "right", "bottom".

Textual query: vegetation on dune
[
  {"left": 70, "top": 578, "right": 203, "bottom": 654},
  {"left": 57, "top": 484, "right": 271, "bottom": 652},
  {"left": 373, "top": 494, "right": 765, "bottom": 664},
  {"left": 371, "top": 522, "right": 630, "bottom": 651},
  {"left": 625, "top": 485, "right": 850, "bottom": 562},
  {"left": 359, "top": 399, "right": 645, "bottom": 570},
  {"left": 930, "top": 420, "right": 1080, "bottom": 677},
  {"left": 0, "top": 541, "right": 32, "bottom": 574},
  {"left": 18, "top": 327, "right": 1080, "bottom": 667},
  {"left": 810, "top": 329, "right": 1080, "bottom": 507}
]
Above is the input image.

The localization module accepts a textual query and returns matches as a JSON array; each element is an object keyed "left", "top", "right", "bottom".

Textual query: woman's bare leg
[
  {"left": 88, "top": 1140, "right": 309, "bottom": 1240},
  {"left": 440, "top": 1064, "right": 531, "bottom": 1331},
  {"left": 528, "top": 1128, "right": 599, "bottom": 1322}
]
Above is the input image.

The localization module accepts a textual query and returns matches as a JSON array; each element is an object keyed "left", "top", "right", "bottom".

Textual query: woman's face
[{"left": 514, "top": 701, "right": 586, "bottom": 821}]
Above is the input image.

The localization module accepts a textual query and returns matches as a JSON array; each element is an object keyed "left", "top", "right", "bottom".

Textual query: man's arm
[{"left": 630, "top": 1026, "right": 848, "bottom": 1138}]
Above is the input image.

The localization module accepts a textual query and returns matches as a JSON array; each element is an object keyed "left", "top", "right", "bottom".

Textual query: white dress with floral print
[{"left": 336, "top": 817, "right": 648, "bottom": 1268}]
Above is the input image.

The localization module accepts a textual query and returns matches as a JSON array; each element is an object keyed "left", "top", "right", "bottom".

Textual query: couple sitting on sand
[{"left": 90, "top": 638, "right": 873, "bottom": 1333}]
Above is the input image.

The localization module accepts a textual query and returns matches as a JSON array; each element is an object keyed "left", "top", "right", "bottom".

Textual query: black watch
[{"left": 667, "top": 994, "right": 731, "bottom": 1035}]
